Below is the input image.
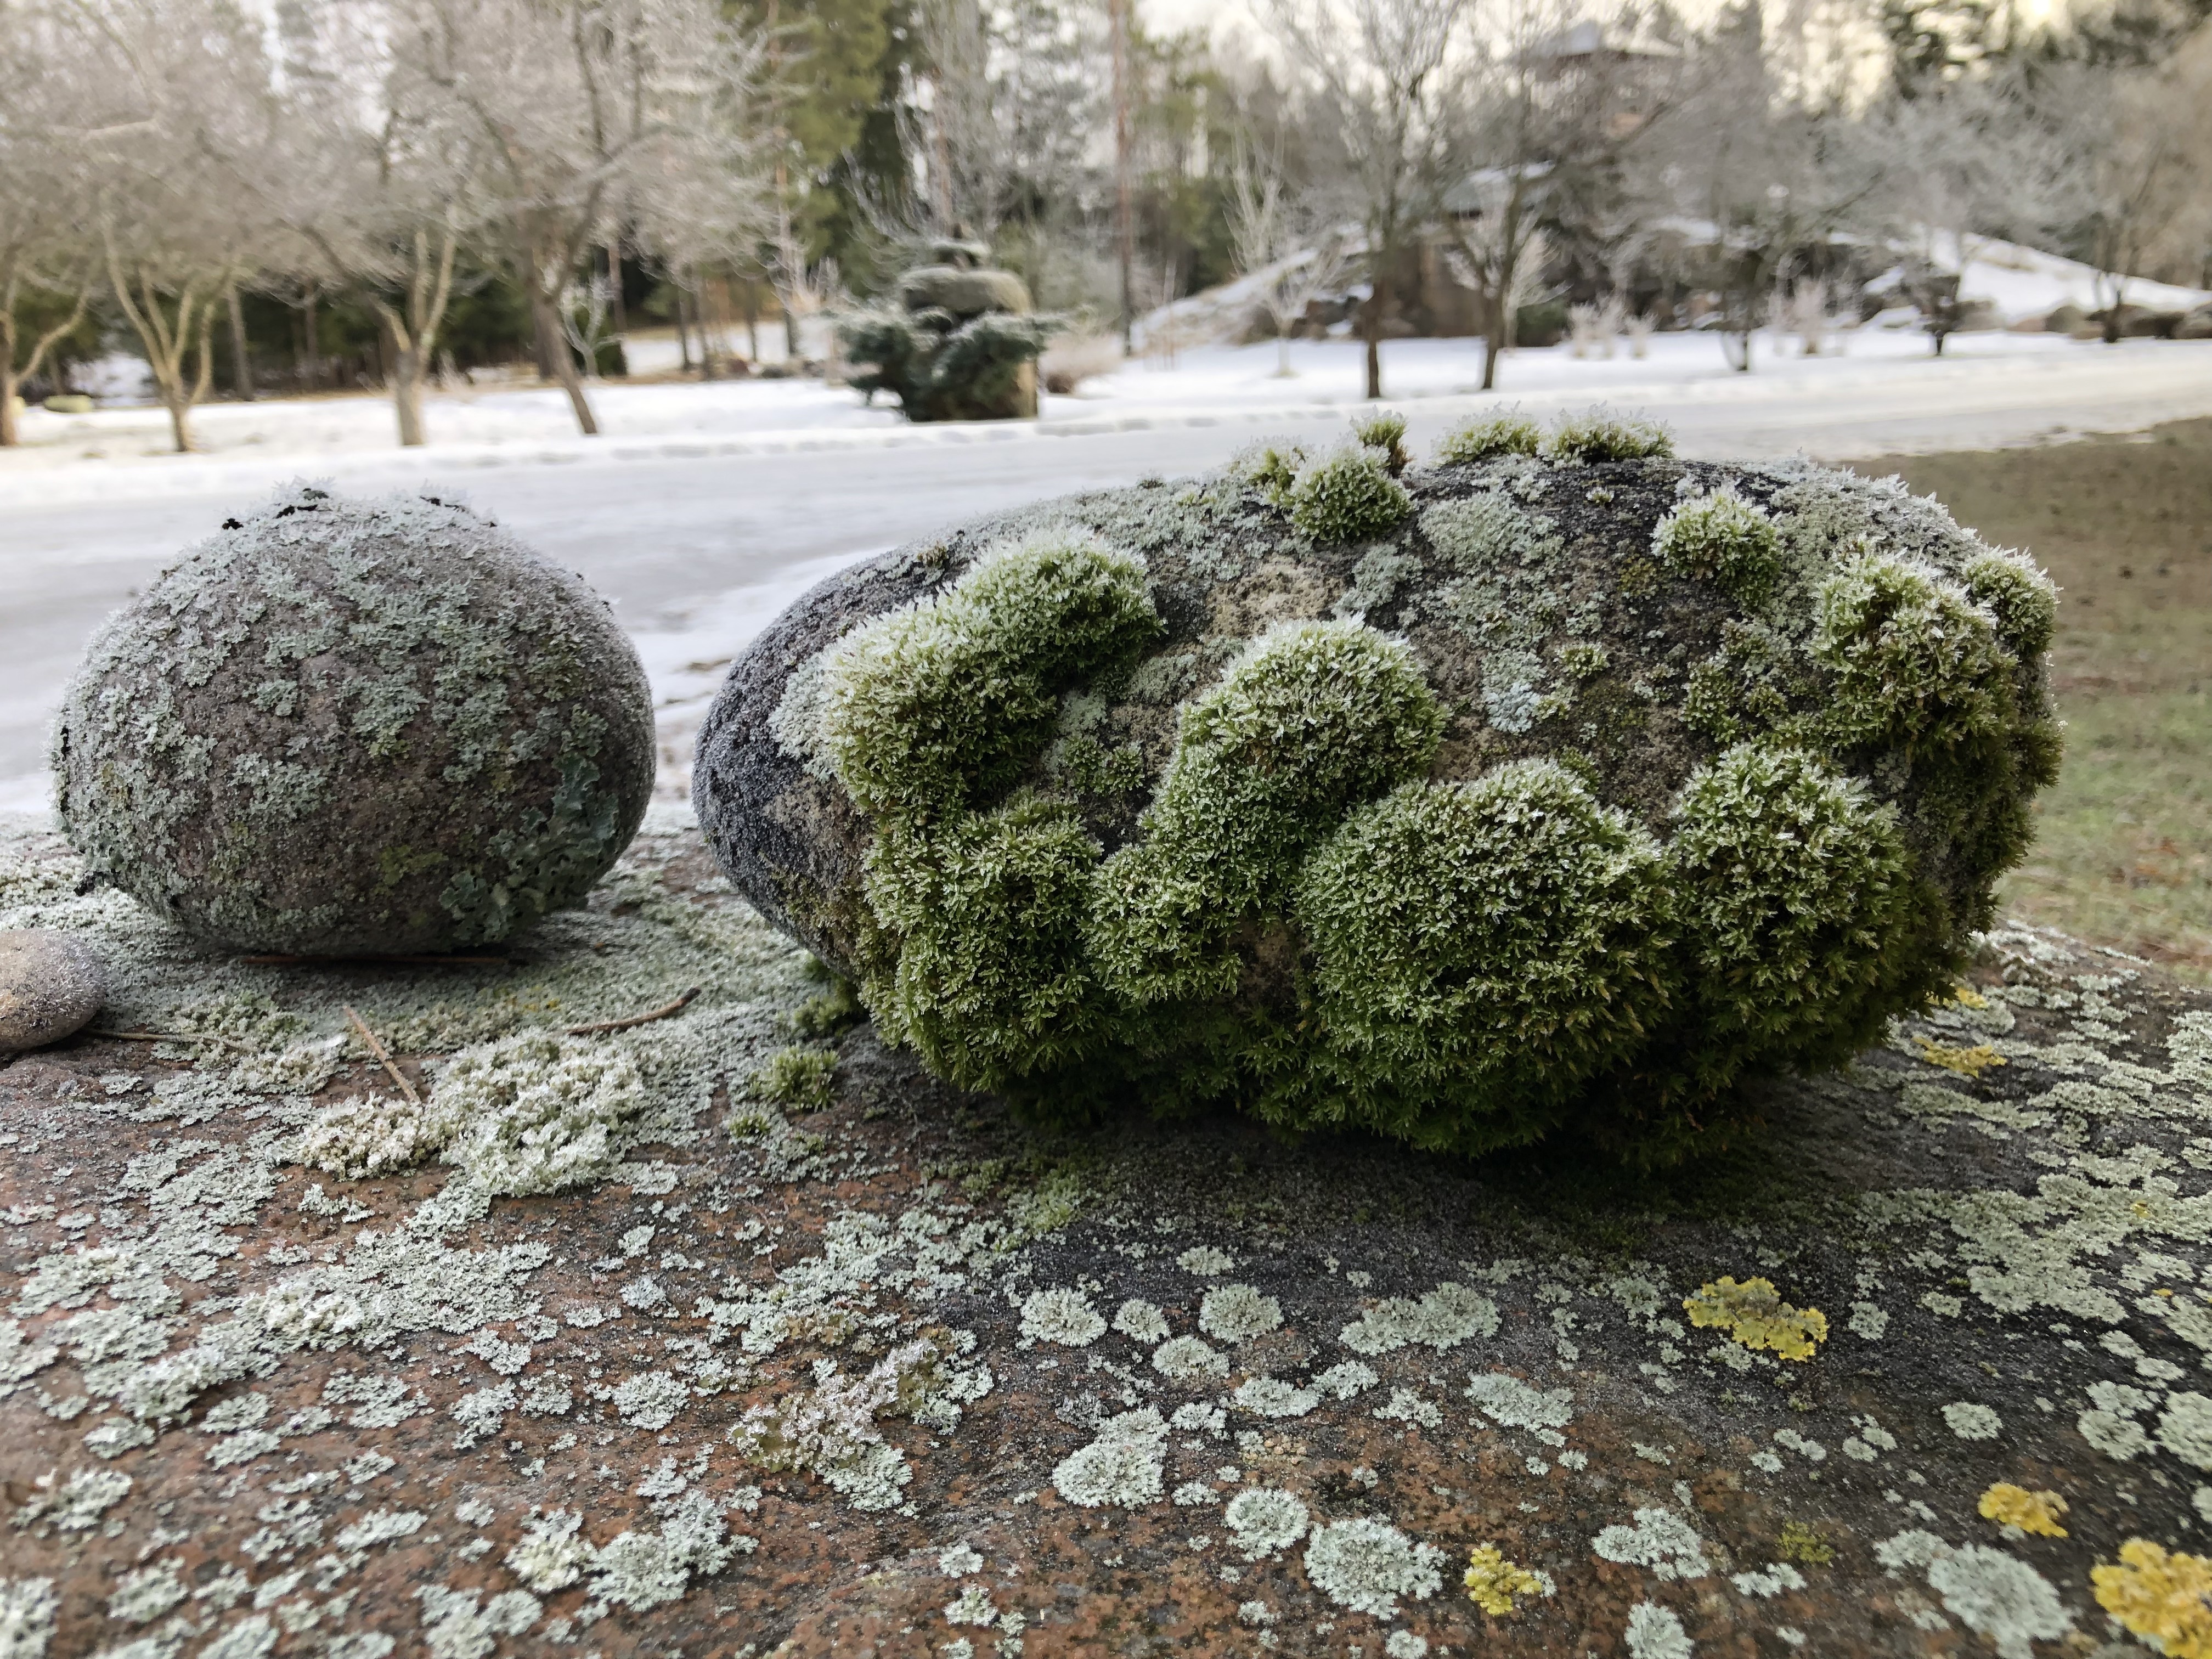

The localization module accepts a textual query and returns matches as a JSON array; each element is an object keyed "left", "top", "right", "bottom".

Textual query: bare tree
[
  {"left": 0, "top": 4, "right": 97, "bottom": 447},
  {"left": 65, "top": 0, "right": 279, "bottom": 452},
  {"left": 1225, "top": 138, "right": 1353, "bottom": 376},
  {"left": 399, "top": 0, "right": 769, "bottom": 435},
  {"left": 1267, "top": 0, "right": 1469, "bottom": 398}
]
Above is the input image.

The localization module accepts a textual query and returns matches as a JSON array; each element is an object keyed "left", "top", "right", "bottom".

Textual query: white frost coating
[
  {"left": 1152, "top": 1335, "right": 1229, "bottom": 1382},
  {"left": 1198, "top": 1284, "right": 1283, "bottom": 1344},
  {"left": 1466, "top": 1372, "right": 1574, "bottom": 1445},
  {"left": 2158, "top": 1391, "right": 2212, "bottom": 1469},
  {"left": 1177, "top": 1246, "right": 1235, "bottom": 1276},
  {"left": 1624, "top": 1601, "right": 1694, "bottom": 1659},
  {"left": 1233, "top": 1376, "right": 1320, "bottom": 1419},
  {"left": 1592, "top": 1510, "right": 1709, "bottom": 1581},
  {"left": 1052, "top": 1408, "right": 1168, "bottom": 1508},
  {"left": 1223, "top": 1488, "right": 1308, "bottom": 1560},
  {"left": 298, "top": 1031, "right": 645, "bottom": 1197},
  {"left": 1302, "top": 1518, "right": 1445, "bottom": 1618},
  {"left": 1942, "top": 1402, "right": 2001, "bottom": 1440},
  {"left": 612, "top": 1371, "right": 690, "bottom": 1432},
  {"left": 1113, "top": 1299, "right": 1169, "bottom": 1344},
  {"left": 1019, "top": 1288, "right": 1107, "bottom": 1347},
  {"left": 1731, "top": 1564, "right": 1806, "bottom": 1598},
  {"left": 1339, "top": 1284, "right": 1498, "bottom": 1355}
]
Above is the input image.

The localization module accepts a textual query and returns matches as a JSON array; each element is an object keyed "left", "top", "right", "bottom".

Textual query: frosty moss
[{"left": 697, "top": 410, "right": 2064, "bottom": 1166}]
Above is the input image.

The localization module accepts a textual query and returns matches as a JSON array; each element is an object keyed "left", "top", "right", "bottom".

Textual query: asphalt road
[{"left": 7, "top": 345, "right": 2211, "bottom": 800}]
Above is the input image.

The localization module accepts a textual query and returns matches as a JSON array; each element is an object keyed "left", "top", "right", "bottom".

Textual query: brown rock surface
[{"left": 4, "top": 808, "right": 2210, "bottom": 1657}]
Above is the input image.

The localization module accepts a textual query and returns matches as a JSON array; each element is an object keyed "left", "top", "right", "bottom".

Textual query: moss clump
[
  {"left": 52, "top": 485, "right": 653, "bottom": 954},
  {"left": 1226, "top": 439, "right": 1310, "bottom": 505},
  {"left": 1434, "top": 411, "right": 1541, "bottom": 466},
  {"left": 1284, "top": 764, "right": 1671, "bottom": 1150},
  {"left": 1962, "top": 549, "right": 2059, "bottom": 657},
  {"left": 699, "top": 411, "right": 2063, "bottom": 1166},
  {"left": 1539, "top": 409, "right": 1674, "bottom": 462},
  {"left": 750, "top": 1045, "right": 839, "bottom": 1112},
  {"left": 1348, "top": 410, "right": 1410, "bottom": 475},
  {"left": 1654, "top": 488, "right": 1783, "bottom": 603},
  {"left": 1286, "top": 447, "right": 1414, "bottom": 542},
  {"left": 819, "top": 528, "right": 1159, "bottom": 820}
]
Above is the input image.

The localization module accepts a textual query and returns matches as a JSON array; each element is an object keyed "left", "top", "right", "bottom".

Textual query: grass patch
[{"left": 1854, "top": 420, "right": 2212, "bottom": 981}]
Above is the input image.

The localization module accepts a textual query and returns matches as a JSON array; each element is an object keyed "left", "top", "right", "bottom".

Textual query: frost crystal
[
  {"left": 1592, "top": 1509, "right": 1709, "bottom": 1581},
  {"left": 1019, "top": 1288, "right": 1107, "bottom": 1347},
  {"left": 1302, "top": 1518, "right": 1445, "bottom": 1618},
  {"left": 1198, "top": 1284, "right": 1283, "bottom": 1344},
  {"left": 1051, "top": 1408, "right": 1167, "bottom": 1508},
  {"left": 1224, "top": 1487, "right": 1309, "bottom": 1560}
]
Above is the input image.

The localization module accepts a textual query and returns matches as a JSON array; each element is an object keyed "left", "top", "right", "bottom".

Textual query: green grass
[{"left": 1857, "top": 421, "right": 2212, "bottom": 980}]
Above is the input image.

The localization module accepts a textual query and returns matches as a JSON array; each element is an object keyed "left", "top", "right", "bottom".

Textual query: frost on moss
[
  {"left": 1540, "top": 409, "right": 1674, "bottom": 462},
  {"left": 1434, "top": 410, "right": 1540, "bottom": 465},
  {"left": 1653, "top": 488, "right": 1782, "bottom": 603},
  {"left": 1285, "top": 446, "right": 1415, "bottom": 542},
  {"left": 820, "top": 527, "right": 1159, "bottom": 821},
  {"left": 720, "top": 430, "right": 2062, "bottom": 1165}
]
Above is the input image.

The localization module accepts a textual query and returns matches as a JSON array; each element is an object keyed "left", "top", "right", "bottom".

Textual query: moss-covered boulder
[
  {"left": 693, "top": 410, "right": 2060, "bottom": 1164},
  {"left": 53, "top": 485, "right": 654, "bottom": 955}
]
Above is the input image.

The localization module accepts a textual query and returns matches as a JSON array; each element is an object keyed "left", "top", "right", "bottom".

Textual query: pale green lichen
[{"left": 1433, "top": 410, "right": 1541, "bottom": 465}]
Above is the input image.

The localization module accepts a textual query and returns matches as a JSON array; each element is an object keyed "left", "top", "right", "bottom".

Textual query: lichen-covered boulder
[
  {"left": 53, "top": 485, "right": 654, "bottom": 955},
  {"left": 693, "top": 409, "right": 2060, "bottom": 1164},
  {"left": 0, "top": 929, "right": 105, "bottom": 1049}
]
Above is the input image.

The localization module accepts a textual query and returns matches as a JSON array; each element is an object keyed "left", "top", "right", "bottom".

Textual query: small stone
[{"left": 0, "top": 929, "right": 106, "bottom": 1050}]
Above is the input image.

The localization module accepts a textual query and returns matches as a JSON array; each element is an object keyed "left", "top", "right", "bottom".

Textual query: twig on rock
[
  {"left": 237, "top": 953, "right": 510, "bottom": 966},
  {"left": 342, "top": 1004, "right": 422, "bottom": 1107},
  {"left": 87, "top": 1029, "right": 255, "bottom": 1054},
  {"left": 566, "top": 987, "right": 701, "bottom": 1036}
]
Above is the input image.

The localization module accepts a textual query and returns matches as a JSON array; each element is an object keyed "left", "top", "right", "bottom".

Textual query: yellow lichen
[
  {"left": 1464, "top": 1544, "right": 1544, "bottom": 1615},
  {"left": 2092, "top": 1539, "right": 2212, "bottom": 1659},
  {"left": 1775, "top": 1522, "right": 1835, "bottom": 1567},
  {"left": 1946, "top": 984, "right": 1991, "bottom": 1009},
  {"left": 1978, "top": 1482, "right": 2068, "bottom": 1538},
  {"left": 1682, "top": 1277, "right": 1829, "bottom": 1362},
  {"left": 1915, "top": 1038, "right": 2007, "bottom": 1077}
]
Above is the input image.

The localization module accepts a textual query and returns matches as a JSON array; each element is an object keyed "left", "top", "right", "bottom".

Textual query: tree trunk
[
  {"left": 1276, "top": 326, "right": 1292, "bottom": 378},
  {"left": 745, "top": 281, "right": 760, "bottom": 361},
  {"left": 675, "top": 283, "right": 693, "bottom": 373},
  {"left": 1481, "top": 325, "right": 1502, "bottom": 392},
  {"left": 393, "top": 341, "right": 426, "bottom": 448},
  {"left": 532, "top": 287, "right": 599, "bottom": 436},
  {"left": 1363, "top": 269, "right": 1387, "bottom": 400},
  {"left": 163, "top": 390, "right": 195, "bottom": 453},
  {"left": 0, "top": 360, "right": 19, "bottom": 448},
  {"left": 226, "top": 284, "right": 255, "bottom": 402},
  {"left": 303, "top": 285, "right": 320, "bottom": 392}
]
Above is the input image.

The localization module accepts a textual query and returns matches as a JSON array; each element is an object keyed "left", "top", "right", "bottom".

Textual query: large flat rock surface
[{"left": 4, "top": 810, "right": 2210, "bottom": 1657}]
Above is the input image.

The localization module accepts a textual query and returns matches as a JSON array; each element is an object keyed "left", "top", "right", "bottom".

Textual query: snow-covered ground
[{"left": 5, "top": 326, "right": 2212, "bottom": 815}]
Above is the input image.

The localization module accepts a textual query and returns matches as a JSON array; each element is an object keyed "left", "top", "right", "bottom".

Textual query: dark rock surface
[
  {"left": 5, "top": 809, "right": 2212, "bottom": 1657},
  {"left": 51, "top": 485, "right": 654, "bottom": 957},
  {"left": 0, "top": 930, "right": 105, "bottom": 1051}
]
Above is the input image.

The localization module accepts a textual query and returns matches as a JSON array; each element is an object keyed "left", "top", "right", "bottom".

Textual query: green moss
[
  {"left": 1286, "top": 448, "right": 1414, "bottom": 543},
  {"left": 1540, "top": 410, "right": 1674, "bottom": 463},
  {"left": 1962, "top": 550, "right": 2058, "bottom": 658},
  {"left": 750, "top": 1045, "right": 840, "bottom": 1112},
  {"left": 1653, "top": 488, "right": 1783, "bottom": 604},
  {"left": 790, "top": 968, "right": 864, "bottom": 1038},
  {"left": 1283, "top": 762, "right": 1673, "bottom": 1153},
  {"left": 865, "top": 796, "right": 1109, "bottom": 1092},
  {"left": 1812, "top": 554, "right": 2013, "bottom": 751},
  {"left": 1088, "top": 622, "right": 1443, "bottom": 1007},
  {"left": 1226, "top": 439, "right": 1310, "bottom": 505},
  {"left": 1434, "top": 411, "right": 1541, "bottom": 466},
  {"left": 1348, "top": 410, "right": 1410, "bottom": 475},
  {"left": 1681, "top": 621, "right": 1809, "bottom": 746},
  {"left": 819, "top": 528, "right": 1160, "bottom": 821}
]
